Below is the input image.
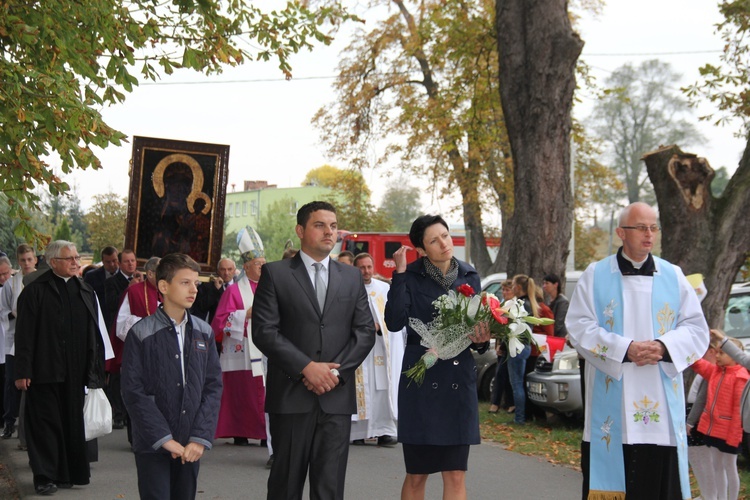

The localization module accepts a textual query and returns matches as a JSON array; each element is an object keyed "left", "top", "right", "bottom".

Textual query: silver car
[{"left": 526, "top": 347, "right": 582, "bottom": 417}]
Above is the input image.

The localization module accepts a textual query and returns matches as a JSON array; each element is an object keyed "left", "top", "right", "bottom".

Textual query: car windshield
[{"left": 725, "top": 289, "right": 750, "bottom": 340}]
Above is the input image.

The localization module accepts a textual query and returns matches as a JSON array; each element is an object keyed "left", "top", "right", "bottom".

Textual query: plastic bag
[{"left": 83, "top": 388, "right": 112, "bottom": 441}]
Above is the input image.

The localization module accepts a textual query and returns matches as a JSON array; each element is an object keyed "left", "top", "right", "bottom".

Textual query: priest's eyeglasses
[
  {"left": 54, "top": 255, "right": 82, "bottom": 262},
  {"left": 620, "top": 225, "right": 660, "bottom": 233}
]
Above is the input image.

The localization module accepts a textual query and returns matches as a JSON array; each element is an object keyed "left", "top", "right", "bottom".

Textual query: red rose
[{"left": 456, "top": 284, "right": 475, "bottom": 297}]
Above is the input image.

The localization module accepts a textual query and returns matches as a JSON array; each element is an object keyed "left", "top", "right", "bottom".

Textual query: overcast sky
[{"left": 66, "top": 0, "right": 744, "bottom": 222}]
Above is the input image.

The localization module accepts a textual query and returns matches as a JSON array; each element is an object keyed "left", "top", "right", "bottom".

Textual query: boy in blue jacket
[{"left": 122, "top": 253, "right": 222, "bottom": 500}]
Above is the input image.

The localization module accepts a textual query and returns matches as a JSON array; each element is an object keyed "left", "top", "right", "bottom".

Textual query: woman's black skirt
[{"left": 402, "top": 444, "right": 470, "bottom": 474}]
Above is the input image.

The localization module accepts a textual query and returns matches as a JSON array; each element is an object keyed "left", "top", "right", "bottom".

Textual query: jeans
[
  {"left": 507, "top": 345, "right": 530, "bottom": 424},
  {"left": 490, "top": 355, "right": 513, "bottom": 408}
]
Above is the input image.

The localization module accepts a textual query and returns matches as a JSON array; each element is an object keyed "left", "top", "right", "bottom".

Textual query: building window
[
  {"left": 289, "top": 200, "right": 299, "bottom": 215},
  {"left": 250, "top": 200, "right": 258, "bottom": 216},
  {"left": 227, "top": 202, "right": 233, "bottom": 217},
  {"left": 234, "top": 203, "right": 240, "bottom": 217},
  {"left": 242, "top": 201, "right": 248, "bottom": 216}
]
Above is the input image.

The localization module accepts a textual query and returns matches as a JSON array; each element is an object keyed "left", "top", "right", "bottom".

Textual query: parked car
[
  {"left": 472, "top": 271, "right": 581, "bottom": 400},
  {"left": 473, "top": 340, "right": 498, "bottom": 400},
  {"left": 526, "top": 347, "right": 582, "bottom": 417},
  {"left": 480, "top": 271, "right": 582, "bottom": 299},
  {"left": 525, "top": 280, "right": 750, "bottom": 416}
]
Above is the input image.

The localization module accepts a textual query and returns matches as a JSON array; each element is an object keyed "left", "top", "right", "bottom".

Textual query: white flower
[
  {"left": 466, "top": 294, "right": 482, "bottom": 320},
  {"left": 603, "top": 299, "right": 616, "bottom": 319},
  {"left": 508, "top": 333, "right": 526, "bottom": 357},
  {"left": 509, "top": 318, "right": 531, "bottom": 337},
  {"left": 504, "top": 298, "right": 528, "bottom": 320}
]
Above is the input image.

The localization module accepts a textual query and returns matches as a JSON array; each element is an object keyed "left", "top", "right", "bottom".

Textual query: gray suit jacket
[{"left": 252, "top": 253, "right": 375, "bottom": 415}]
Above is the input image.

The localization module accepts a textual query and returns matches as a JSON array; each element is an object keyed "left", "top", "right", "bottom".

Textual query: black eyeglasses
[{"left": 620, "top": 225, "right": 660, "bottom": 234}]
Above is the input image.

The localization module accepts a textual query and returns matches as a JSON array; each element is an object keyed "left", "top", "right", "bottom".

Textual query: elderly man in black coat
[{"left": 14, "top": 240, "right": 106, "bottom": 496}]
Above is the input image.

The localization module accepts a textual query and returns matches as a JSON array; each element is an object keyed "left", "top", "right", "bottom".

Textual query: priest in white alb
[
  {"left": 350, "top": 253, "right": 404, "bottom": 446},
  {"left": 567, "top": 202, "right": 708, "bottom": 500},
  {"left": 211, "top": 227, "right": 267, "bottom": 446}
]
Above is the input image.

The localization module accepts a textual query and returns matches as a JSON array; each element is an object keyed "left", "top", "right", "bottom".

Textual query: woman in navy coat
[{"left": 385, "top": 214, "right": 490, "bottom": 500}]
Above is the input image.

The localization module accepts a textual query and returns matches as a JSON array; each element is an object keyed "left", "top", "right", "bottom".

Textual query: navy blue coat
[
  {"left": 384, "top": 258, "right": 483, "bottom": 446},
  {"left": 121, "top": 307, "right": 222, "bottom": 454}
]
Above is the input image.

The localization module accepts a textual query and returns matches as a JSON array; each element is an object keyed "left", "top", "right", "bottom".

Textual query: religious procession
[
  {"left": 4, "top": 0, "right": 750, "bottom": 499},
  {"left": 1, "top": 196, "right": 747, "bottom": 500}
]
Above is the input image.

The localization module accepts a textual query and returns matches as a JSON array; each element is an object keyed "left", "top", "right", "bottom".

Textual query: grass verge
[{"left": 478, "top": 401, "right": 750, "bottom": 499}]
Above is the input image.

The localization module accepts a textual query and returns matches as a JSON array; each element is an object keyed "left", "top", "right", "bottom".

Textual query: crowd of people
[{"left": 0, "top": 199, "right": 741, "bottom": 500}]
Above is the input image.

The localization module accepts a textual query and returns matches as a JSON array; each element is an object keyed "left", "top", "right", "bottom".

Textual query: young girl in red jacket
[{"left": 692, "top": 336, "right": 749, "bottom": 500}]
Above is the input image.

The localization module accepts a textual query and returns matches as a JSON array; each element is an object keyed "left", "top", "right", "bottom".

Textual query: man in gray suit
[{"left": 252, "top": 201, "right": 375, "bottom": 500}]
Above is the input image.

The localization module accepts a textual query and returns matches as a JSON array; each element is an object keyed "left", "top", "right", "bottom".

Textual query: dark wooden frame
[{"left": 124, "top": 136, "right": 229, "bottom": 274}]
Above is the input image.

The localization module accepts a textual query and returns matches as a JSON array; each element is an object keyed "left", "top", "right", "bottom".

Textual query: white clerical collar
[
  {"left": 52, "top": 272, "right": 72, "bottom": 282},
  {"left": 621, "top": 250, "right": 648, "bottom": 270}
]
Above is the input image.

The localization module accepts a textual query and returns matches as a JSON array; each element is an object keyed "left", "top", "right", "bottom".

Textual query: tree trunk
[
  {"left": 496, "top": 0, "right": 582, "bottom": 281},
  {"left": 643, "top": 144, "right": 750, "bottom": 327}
]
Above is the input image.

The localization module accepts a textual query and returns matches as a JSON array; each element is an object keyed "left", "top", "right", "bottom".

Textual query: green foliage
[
  {"left": 589, "top": 60, "right": 705, "bottom": 204},
  {"left": 255, "top": 197, "right": 299, "bottom": 262},
  {"left": 313, "top": 0, "right": 512, "bottom": 234},
  {"left": 301, "top": 165, "right": 390, "bottom": 231},
  {"left": 0, "top": 0, "right": 355, "bottom": 246},
  {"left": 53, "top": 219, "right": 72, "bottom": 242},
  {"left": 684, "top": 2, "right": 750, "bottom": 131},
  {"left": 574, "top": 221, "right": 605, "bottom": 270},
  {"left": 571, "top": 121, "right": 623, "bottom": 218},
  {"left": 711, "top": 166, "right": 731, "bottom": 197},
  {"left": 66, "top": 190, "right": 91, "bottom": 252},
  {"left": 0, "top": 195, "right": 24, "bottom": 256},
  {"left": 220, "top": 230, "right": 241, "bottom": 268},
  {"left": 84, "top": 192, "right": 127, "bottom": 256},
  {"left": 378, "top": 179, "right": 423, "bottom": 231}
]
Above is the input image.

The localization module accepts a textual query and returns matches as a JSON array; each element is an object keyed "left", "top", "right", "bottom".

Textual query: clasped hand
[
  {"left": 301, "top": 361, "right": 341, "bottom": 396},
  {"left": 627, "top": 340, "right": 665, "bottom": 366},
  {"left": 163, "top": 439, "right": 204, "bottom": 464}
]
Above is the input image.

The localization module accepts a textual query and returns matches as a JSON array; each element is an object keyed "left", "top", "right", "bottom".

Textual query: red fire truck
[{"left": 334, "top": 230, "right": 500, "bottom": 279}]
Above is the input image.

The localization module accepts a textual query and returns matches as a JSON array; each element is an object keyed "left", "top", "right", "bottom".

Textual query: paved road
[{"left": 0, "top": 429, "right": 582, "bottom": 498}]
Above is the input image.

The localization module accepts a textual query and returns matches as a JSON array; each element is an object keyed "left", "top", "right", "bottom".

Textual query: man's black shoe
[
  {"left": 265, "top": 454, "right": 274, "bottom": 469},
  {"left": 1, "top": 423, "right": 14, "bottom": 439},
  {"left": 377, "top": 435, "right": 397, "bottom": 447},
  {"left": 233, "top": 437, "right": 249, "bottom": 446},
  {"left": 34, "top": 483, "right": 57, "bottom": 496},
  {"left": 55, "top": 482, "right": 73, "bottom": 489},
  {"left": 112, "top": 420, "right": 125, "bottom": 430},
  {"left": 351, "top": 439, "right": 365, "bottom": 445}
]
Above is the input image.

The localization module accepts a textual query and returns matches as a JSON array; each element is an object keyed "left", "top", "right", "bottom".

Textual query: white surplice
[
  {"left": 567, "top": 256, "right": 708, "bottom": 446},
  {"left": 351, "top": 278, "right": 405, "bottom": 440}
]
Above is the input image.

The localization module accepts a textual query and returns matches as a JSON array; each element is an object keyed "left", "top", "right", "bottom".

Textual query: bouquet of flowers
[
  {"left": 487, "top": 295, "right": 554, "bottom": 356},
  {"left": 404, "top": 284, "right": 553, "bottom": 386}
]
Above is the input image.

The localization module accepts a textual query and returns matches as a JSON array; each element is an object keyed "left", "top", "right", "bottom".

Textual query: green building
[{"left": 224, "top": 180, "right": 332, "bottom": 234}]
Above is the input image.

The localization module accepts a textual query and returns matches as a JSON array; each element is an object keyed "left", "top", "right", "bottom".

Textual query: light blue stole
[{"left": 589, "top": 255, "right": 689, "bottom": 500}]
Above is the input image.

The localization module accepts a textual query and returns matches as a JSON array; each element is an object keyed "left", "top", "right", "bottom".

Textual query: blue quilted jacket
[{"left": 121, "top": 306, "right": 222, "bottom": 454}]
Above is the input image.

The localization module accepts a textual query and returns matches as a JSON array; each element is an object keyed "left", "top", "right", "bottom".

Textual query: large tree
[
  {"left": 496, "top": 0, "right": 583, "bottom": 280},
  {"left": 85, "top": 192, "right": 127, "bottom": 259},
  {"left": 0, "top": 0, "right": 352, "bottom": 244},
  {"left": 650, "top": 1, "right": 750, "bottom": 325},
  {"left": 378, "top": 179, "right": 423, "bottom": 232},
  {"left": 589, "top": 60, "right": 704, "bottom": 204},
  {"left": 643, "top": 145, "right": 749, "bottom": 328},
  {"left": 303, "top": 166, "right": 391, "bottom": 231},
  {"left": 255, "top": 197, "right": 299, "bottom": 262},
  {"left": 314, "top": 0, "right": 512, "bottom": 274}
]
